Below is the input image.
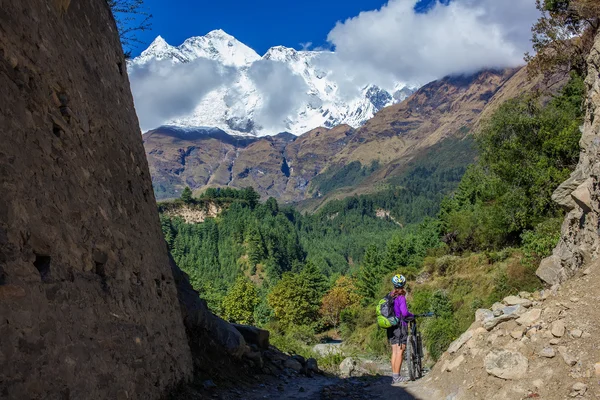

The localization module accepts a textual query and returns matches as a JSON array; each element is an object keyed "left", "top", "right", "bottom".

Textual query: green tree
[
  {"left": 222, "top": 276, "right": 259, "bottom": 325},
  {"left": 181, "top": 186, "right": 193, "bottom": 204},
  {"left": 356, "top": 245, "right": 383, "bottom": 303},
  {"left": 526, "top": 0, "right": 599, "bottom": 76},
  {"left": 247, "top": 224, "right": 265, "bottom": 266},
  {"left": 320, "top": 276, "right": 361, "bottom": 329},
  {"left": 267, "top": 262, "right": 327, "bottom": 328}
]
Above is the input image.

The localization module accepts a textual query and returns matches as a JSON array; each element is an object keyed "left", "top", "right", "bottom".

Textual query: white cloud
[
  {"left": 128, "top": 58, "right": 236, "bottom": 131},
  {"left": 247, "top": 60, "right": 310, "bottom": 133},
  {"left": 327, "top": 0, "right": 540, "bottom": 85}
]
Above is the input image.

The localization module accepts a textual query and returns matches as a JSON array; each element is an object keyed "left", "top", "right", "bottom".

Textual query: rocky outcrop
[
  {"left": 0, "top": 1, "right": 194, "bottom": 398},
  {"left": 537, "top": 30, "right": 600, "bottom": 285},
  {"left": 425, "top": 280, "right": 600, "bottom": 399},
  {"left": 163, "top": 202, "right": 223, "bottom": 223}
]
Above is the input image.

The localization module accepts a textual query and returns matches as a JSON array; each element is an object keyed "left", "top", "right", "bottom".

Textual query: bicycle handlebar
[{"left": 415, "top": 312, "right": 435, "bottom": 317}]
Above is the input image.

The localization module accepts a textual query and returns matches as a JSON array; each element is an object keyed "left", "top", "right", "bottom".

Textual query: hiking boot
[{"left": 391, "top": 376, "right": 410, "bottom": 386}]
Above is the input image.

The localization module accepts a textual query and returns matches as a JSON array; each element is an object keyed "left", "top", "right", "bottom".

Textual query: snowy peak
[
  {"left": 130, "top": 31, "right": 418, "bottom": 137},
  {"left": 134, "top": 30, "right": 260, "bottom": 67},
  {"left": 179, "top": 30, "right": 260, "bottom": 67}
]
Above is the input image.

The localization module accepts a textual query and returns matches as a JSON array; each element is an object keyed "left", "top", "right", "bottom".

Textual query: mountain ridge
[
  {"left": 145, "top": 67, "right": 530, "bottom": 202},
  {"left": 129, "top": 30, "right": 416, "bottom": 136}
]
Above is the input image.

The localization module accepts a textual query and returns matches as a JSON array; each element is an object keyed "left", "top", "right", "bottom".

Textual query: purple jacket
[{"left": 393, "top": 294, "right": 413, "bottom": 326}]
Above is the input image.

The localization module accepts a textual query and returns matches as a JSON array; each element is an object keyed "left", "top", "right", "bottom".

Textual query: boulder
[
  {"left": 558, "top": 346, "right": 578, "bottom": 366},
  {"left": 284, "top": 358, "right": 303, "bottom": 372},
  {"left": 232, "top": 324, "right": 270, "bottom": 350},
  {"left": 503, "top": 296, "right": 532, "bottom": 307},
  {"left": 484, "top": 313, "right": 518, "bottom": 331},
  {"left": 448, "top": 330, "right": 473, "bottom": 354},
  {"left": 570, "top": 382, "right": 587, "bottom": 397},
  {"left": 537, "top": 255, "right": 563, "bottom": 286},
  {"left": 552, "top": 172, "right": 586, "bottom": 210},
  {"left": 475, "top": 309, "right": 494, "bottom": 322},
  {"left": 306, "top": 358, "right": 320, "bottom": 374},
  {"left": 312, "top": 343, "right": 344, "bottom": 357},
  {"left": 516, "top": 308, "right": 542, "bottom": 326},
  {"left": 339, "top": 357, "right": 370, "bottom": 378},
  {"left": 551, "top": 320, "right": 566, "bottom": 338},
  {"left": 502, "top": 305, "right": 526, "bottom": 316},
  {"left": 510, "top": 330, "right": 524, "bottom": 340},
  {"left": 570, "top": 329, "right": 583, "bottom": 338},
  {"left": 484, "top": 349, "right": 528, "bottom": 380},
  {"left": 571, "top": 178, "right": 593, "bottom": 212},
  {"left": 539, "top": 347, "right": 556, "bottom": 358}
]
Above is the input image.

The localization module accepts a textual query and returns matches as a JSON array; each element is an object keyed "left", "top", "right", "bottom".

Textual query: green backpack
[{"left": 376, "top": 294, "right": 399, "bottom": 328}]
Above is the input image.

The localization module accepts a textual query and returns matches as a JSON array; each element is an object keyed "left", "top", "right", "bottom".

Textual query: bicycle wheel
[
  {"left": 406, "top": 334, "right": 416, "bottom": 381},
  {"left": 413, "top": 334, "right": 423, "bottom": 379}
]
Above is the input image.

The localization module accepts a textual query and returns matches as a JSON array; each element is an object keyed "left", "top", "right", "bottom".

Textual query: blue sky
[{"left": 130, "top": 0, "right": 446, "bottom": 56}]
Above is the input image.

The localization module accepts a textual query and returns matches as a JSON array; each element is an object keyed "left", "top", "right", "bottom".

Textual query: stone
[
  {"left": 537, "top": 255, "right": 563, "bottom": 286},
  {"left": 571, "top": 178, "right": 593, "bottom": 212},
  {"left": 475, "top": 309, "right": 494, "bottom": 322},
  {"left": 503, "top": 305, "right": 526, "bottom": 316},
  {"left": 284, "top": 358, "right": 303, "bottom": 372},
  {"left": 484, "top": 314, "right": 518, "bottom": 331},
  {"left": 570, "top": 382, "right": 587, "bottom": 397},
  {"left": 503, "top": 296, "right": 532, "bottom": 307},
  {"left": 550, "top": 338, "right": 561, "bottom": 345},
  {"left": 582, "top": 332, "right": 591, "bottom": 338},
  {"left": 306, "top": 358, "right": 319, "bottom": 374},
  {"left": 232, "top": 324, "right": 270, "bottom": 350},
  {"left": 448, "top": 330, "right": 473, "bottom": 354},
  {"left": 516, "top": 308, "right": 542, "bottom": 326},
  {"left": 558, "top": 346, "right": 578, "bottom": 366},
  {"left": 570, "top": 329, "right": 583, "bottom": 338},
  {"left": 539, "top": 347, "right": 556, "bottom": 358},
  {"left": 484, "top": 349, "right": 528, "bottom": 380},
  {"left": 312, "top": 343, "right": 344, "bottom": 357},
  {"left": 551, "top": 320, "right": 566, "bottom": 337},
  {"left": 519, "top": 291, "right": 532, "bottom": 299},
  {"left": 594, "top": 363, "right": 600, "bottom": 377},
  {"left": 493, "top": 309, "right": 503, "bottom": 317},
  {"left": 339, "top": 357, "right": 369, "bottom": 378},
  {"left": 583, "top": 268, "right": 591, "bottom": 275},
  {"left": 510, "top": 330, "right": 524, "bottom": 340},
  {"left": 570, "top": 297, "right": 580, "bottom": 303},
  {"left": 446, "top": 355, "right": 465, "bottom": 372},
  {"left": 492, "top": 302, "right": 505, "bottom": 312},
  {"left": 292, "top": 354, "right": 306, "bottom": 366}
]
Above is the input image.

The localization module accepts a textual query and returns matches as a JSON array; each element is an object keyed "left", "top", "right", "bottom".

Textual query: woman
[{"left": 388, "top": 274, "right": 413, "bottom": 385}]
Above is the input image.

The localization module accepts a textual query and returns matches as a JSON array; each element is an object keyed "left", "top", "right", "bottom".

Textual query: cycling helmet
[{"left": 392, "top": 274, "right": 406, "bottom": 288}]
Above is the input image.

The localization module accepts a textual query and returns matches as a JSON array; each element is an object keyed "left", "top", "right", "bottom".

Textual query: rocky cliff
[
  {"left": 537, "top": 30, "right": 600, "bottom": 285},
  {"left": 418, "top": 29, "right": 600, "bottom": 400},
  {"left": 0, "top": 1, "right": 258, "bottom": 399}
]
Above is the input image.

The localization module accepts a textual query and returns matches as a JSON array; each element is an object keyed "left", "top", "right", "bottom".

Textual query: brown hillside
[{"left": 145, "top": 67, "right": 533, "bottom": 203}]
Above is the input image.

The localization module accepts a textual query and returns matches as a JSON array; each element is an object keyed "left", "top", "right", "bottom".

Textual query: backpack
[{"left": 376, "top": 293, "right": 399, "bottom": 328}]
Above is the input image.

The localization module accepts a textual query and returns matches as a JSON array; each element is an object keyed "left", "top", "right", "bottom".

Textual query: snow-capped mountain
[{"left": 130, "top": 30, "right": 417, "bottom": 137}]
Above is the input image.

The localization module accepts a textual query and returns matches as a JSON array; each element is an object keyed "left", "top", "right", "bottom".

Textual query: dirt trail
[{"left": 205, "top": 371, "right": 441, "bottom": 399}]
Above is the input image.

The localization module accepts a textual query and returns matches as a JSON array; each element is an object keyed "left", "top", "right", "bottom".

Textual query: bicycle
[{"left": 404, "top": 312, "right": 434, "bottom": 381}]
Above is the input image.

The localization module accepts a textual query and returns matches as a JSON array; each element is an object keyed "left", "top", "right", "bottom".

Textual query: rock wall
[
  {"left": 537, "top": 30, "right": 600, "bottom": 285},
  {"left": 0, "top": 1, "right": 195, "bottom": 398}
]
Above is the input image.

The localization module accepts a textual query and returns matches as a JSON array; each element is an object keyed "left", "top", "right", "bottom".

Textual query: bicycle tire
[{"left": 406, "top": 334, "right": 416, "bottom": 381}]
